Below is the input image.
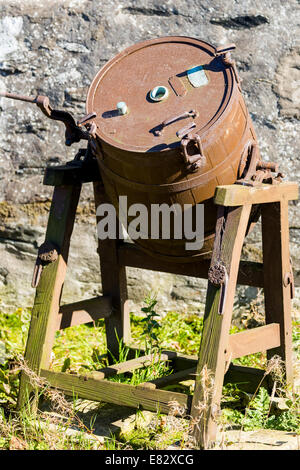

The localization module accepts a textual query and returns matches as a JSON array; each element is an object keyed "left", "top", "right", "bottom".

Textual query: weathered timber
[
  {"left": 41, "top": 369, "right": 191, "bottom": 414},
  {"left": 57, "top": 296, "right": 113, "bottom": 329},
  {"left": 224, "top": 364, "right": 269, "bottom": 393},
  {"left": 44, "top": 159, "right": 101, "bottom": 186},
  {"left": 191, "top": 204, "right": 252, "bottom": 448},
  {"left": 128, "top": 345, "right": 198, "bottom": 371},
  {"left": 261, "top": 200, "right": 294, "bottom": 385},
  {"left": 93, "top": 181, "right": 130, "bottom": 360},
  {"left": 118, "top": 242, "right": 265, "bottom": 287},
  {"left": 18, "top": 184, "right": 81, "bottom": 409},
  {"left": 139, "top": 367, "right": 197, "bottom": 389},
  {"left": 214, "top": 182, "right": 298, "bottom": 207},
  {"left": 90, "top": 351, "right": 176, "bottom": 379},
  {"left": 227, "top": 323, "right": 281, "bottom": 360}
]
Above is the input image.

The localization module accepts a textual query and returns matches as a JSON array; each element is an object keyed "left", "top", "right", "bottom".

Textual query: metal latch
[
  {"left": 208, "top": 262, "right": 229, "bottom": 315},
  {"left": 215, "top": 43, "right": 242, "bottom": 89},
  {"left": 32, "top": 241, "right": 59, "bottom": 288},
  {"left": 236, "top": 141, "right": 283, "bottom": 185},
  {"left": 180, "top": 132, "right": 206, "bottom": 173}
]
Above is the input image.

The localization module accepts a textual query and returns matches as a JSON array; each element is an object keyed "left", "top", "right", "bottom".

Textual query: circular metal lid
[{"left": 86, "top": 36, "right": 234, "bottom": 153}]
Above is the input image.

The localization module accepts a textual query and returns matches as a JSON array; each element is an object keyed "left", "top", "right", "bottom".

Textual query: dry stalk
[
  {"left": 191, "top": 365, "right": 216, "bottom": 448},
  {"left": 168, "top": 365, "right": 216, "bottom": 449},
  {"left": 13, "top": 355, "right": 92, "bottom": 434}
]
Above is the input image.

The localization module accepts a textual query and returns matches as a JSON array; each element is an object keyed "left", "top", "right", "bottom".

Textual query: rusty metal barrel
[{"left": 86, "top": 36, "right": 260, "bottom": 262}]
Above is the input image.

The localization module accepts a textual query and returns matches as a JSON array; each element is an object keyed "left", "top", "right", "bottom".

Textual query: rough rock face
[{"left": 0, "top": 0, "right": 299, "bottom": 313}]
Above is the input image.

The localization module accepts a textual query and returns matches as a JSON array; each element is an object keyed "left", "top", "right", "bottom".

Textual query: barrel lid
[{"left": 86, "top": 36, "right": 234, "bottom": 153}]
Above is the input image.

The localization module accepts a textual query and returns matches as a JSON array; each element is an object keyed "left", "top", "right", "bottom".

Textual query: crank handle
[{"left": 0, "top": 91, "right": 96, "bottom": 146}]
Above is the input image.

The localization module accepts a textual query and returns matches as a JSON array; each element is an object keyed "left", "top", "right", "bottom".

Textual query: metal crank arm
[{"left": 0, "top": 92, "right": 97, "bottom": 146}]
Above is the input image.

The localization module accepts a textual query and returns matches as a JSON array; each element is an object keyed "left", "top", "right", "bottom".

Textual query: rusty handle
[
  {"left": 77, "top": 112, "right": 97, "bottom": 127},
  {"left": 0, "top": 92, "right": 54, "bottom": 118},
  {"left": 0, "top": 91, "right": 41, "bottom": 103},
  {"left": 162, "top": 110, "right": 197, "bottom": 127},
  {"left": 0, "top": 92, "right": 52, "bottom": 114},
  {"left": 0, "top": 91, "right": 93, "bottom": 146},
  {"left": 154, "top": 110, "right": 197, "bottom": 136}
]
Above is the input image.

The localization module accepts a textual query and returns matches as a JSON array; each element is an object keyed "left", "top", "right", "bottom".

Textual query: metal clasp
[
  {"left": 32, "top": 241, "right": 59, "bottom": 288},
  {"left": 208, "top": 262, "right": 229, "bottom": 315},
  {"left": 215, "top": 43, "right": 241, "bottom": 89},
  {"left": 236, "top": 141, "right": 282, "bottom": 186},
  {"left": 180, "top": 132, "right": 206, "bottom": 173}
]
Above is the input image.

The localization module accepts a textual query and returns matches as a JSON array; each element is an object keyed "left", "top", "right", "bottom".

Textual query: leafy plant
[
  {"left": 108, "top": 298, "right": 173, "bottom": 386},
  {"left": 222, "top": 387, "right": 300, "bottom": 433},
  {"left": 139, "top": 294, "right": 161, "bottom": 353}
]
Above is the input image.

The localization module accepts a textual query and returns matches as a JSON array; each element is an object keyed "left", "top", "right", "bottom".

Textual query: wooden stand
[{"left": 18, "top": 160, "right": 298, "bottom": 449}]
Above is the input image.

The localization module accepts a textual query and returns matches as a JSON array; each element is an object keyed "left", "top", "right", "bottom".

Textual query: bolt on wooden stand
[{"left": 17, "top": 160, "right": 298, "bottom": 449}]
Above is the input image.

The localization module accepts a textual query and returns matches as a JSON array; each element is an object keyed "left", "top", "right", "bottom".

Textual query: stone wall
[{"left": 0, "top": 0, "right": 299, "bottom": 314}]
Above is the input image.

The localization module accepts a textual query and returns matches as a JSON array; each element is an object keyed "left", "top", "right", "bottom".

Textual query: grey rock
[
  {"left": 274, "top": 48, "right": 300, "bottom": 120},
  {"left": 210, "top": 15, "right": 269, "bottom": 29}
]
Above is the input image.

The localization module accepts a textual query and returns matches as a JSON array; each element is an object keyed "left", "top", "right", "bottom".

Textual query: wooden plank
[
  {"left": 261, "top": 200, "right": 294, "bottom": 386},
  {"left": 173, "top": 356, "right": 198, "bottom": 370},
  {"left": 43, "top": 159, "right": 101, "bottom": 186},
  {"left": 57, "top": 296, "right": 112, "bottom": 329},
  {"left": 191, "top": 204, "right": 252, "bottom": 448},
  {"left": 118, "top": 242, "right": 265, "bottom": 287},
  {"left": 90, "top": 351, "right": 176, "bottom": 379},
  {"left": 18, "top": 184, "right": 81, "bottom": 410},
  {"left": 214, "top": 182, "right": 298, "bottom": 207},
  {"left": 128, "top": 345, "right": 198, "bottom": 371},
  {"left": 224, "top": 364, "right": 269, "bottom": 393},
  {"left": 94, "top": 182, "right": 130, "bottom": 360},
  {"left": 139, "top": 367, "right": 197, "bottom": 389},
  {"left": 40, "top": 369, "right": 190, "bottom": 414},
  {"left": 228, "top": 323, "right": 280, "bottom": 360},
  {"left": 139, "top": 364, "right": 270, "bottom": 394}
]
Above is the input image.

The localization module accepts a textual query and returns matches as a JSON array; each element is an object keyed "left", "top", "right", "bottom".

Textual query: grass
[{"left": 0, "top": 296, "right": 299, "bottom": 450}]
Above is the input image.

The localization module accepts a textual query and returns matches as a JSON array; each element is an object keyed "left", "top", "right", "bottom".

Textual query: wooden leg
[
  {"left": 191, "top": 204, "right": 252, "bottom": 449},
  {"left": 18, "top": 184, "right": 81, "bottom": 409},
  {"left": 93, "top": 181, "right": 130, "bottom": 361},
  {"left": 261, "top": 200, "right": 293, "bottom": 386}
]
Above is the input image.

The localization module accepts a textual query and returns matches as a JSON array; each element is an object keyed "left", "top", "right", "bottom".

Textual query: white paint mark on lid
[{"left": 187, "top": 65, "right": 209, "bottom": 88}]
